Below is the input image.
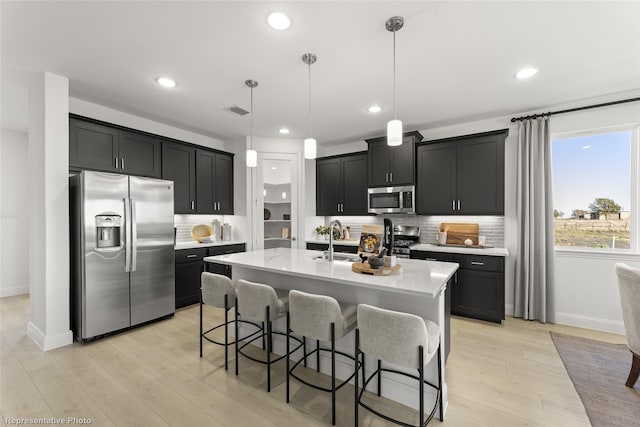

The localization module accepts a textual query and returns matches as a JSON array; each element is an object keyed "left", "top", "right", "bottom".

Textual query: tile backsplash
[{"left": 324, "top": 215, "right": 504, "bottom": 247}]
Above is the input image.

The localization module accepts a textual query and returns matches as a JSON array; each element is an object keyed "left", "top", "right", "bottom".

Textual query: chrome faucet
[{"left": 328, "top": 219, "right": 343, "bottom": 261}]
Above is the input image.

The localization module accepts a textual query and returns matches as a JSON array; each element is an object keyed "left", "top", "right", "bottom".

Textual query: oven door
[{"left": 368, "top": 186, "right": 415, "bottom": 214}]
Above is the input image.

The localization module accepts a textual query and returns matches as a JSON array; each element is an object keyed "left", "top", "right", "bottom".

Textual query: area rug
[{"left": 550, "top": 332, "right": 640, "bottom": 427}]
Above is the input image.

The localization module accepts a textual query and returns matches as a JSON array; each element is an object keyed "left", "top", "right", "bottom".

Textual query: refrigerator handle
[
  {"left": 131, "top": 199, "right": 138, "bottom": 272},
  {"left": 124, "top": 197, "right": 131, "bottom": 272}
]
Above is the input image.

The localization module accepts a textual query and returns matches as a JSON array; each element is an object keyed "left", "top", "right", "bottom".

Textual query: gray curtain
[{"left": 515, "top": 117, "right": 555, "bottom": 322}]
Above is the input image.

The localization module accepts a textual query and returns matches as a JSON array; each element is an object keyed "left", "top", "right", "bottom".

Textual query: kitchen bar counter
[
  {"left": 205, "top": 247, "right": 457, "bottom": 413},
  {"left": 174, "top": 240, "right": 246, "bottom": 250},
  {"left": 410, "top": 243, "right": 509, "bottom": 257},
  {"left": 305, "top": 238, "right": 360, "bottom": 246}
]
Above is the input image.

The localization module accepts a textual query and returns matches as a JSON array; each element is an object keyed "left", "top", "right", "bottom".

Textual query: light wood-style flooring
[{"left": 0, "top": 294, "right": 626, "bottom": 426}]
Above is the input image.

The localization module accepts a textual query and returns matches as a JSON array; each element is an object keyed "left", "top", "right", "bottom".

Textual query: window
[{"left": 551, "top": 126, "right": 638, "bottom": 251}]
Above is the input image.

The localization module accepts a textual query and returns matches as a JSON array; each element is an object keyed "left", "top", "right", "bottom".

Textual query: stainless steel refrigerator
[{"left": 70, "top": 171, "right": 175, "bottom": 341}]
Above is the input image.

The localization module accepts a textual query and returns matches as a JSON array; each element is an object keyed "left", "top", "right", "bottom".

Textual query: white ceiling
[{"left": 2, "top": 1, "right": 639, "bottom": 145}]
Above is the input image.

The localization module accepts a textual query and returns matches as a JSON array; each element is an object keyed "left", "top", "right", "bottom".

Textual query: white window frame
[{"left": 551, "top": 124, "right": 639, "bottom": 255}]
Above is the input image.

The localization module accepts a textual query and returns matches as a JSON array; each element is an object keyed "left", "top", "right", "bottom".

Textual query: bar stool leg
[
  {"left": 331, "top": 323, "right": 336, "bottom": 425},
  {"left": 199, "top": 293, "right": 203, "bottom": 358},
  {"left": 354, "top": 329, "right": 359, "bottom": 427},
  {"left": 303, "top": 337, "right": 307, "bottom": 368},
  {"left": 419, "top": 345, "right": 424, "bottom": 427},
  {"left": 316, "top": 339, "right": 321, "bottom": 372},
  {"left": 262, "top": 322, "right": 266, "bottom": 350},
  {"left": 286, "top": 312, "right": 291, "bottom": 403},
  {"left": 377, "top": 359, "right": 381, "bottom": 396},
  {"left": 235, "top": 302, "right": 240, "bottom": 376},
  {"left": 437, "top": 344, "right": 443, "bottom": 422},
  {"left": 266, "top": 306, "right": 271, "bottom": 392}
]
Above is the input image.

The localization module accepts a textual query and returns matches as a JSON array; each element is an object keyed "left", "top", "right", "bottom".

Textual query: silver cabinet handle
[
  {"left": 452, "top": 200, "right": 456, "bottom": 210},
  {"left": 425, "top": 257, "right": 437, "bottom": 261},
  {"left": 471, "top": 261, "right": 485, "bottom": 266},
  {"left": 115, "top": 157, "right": 119, "bottom": 169},
  {"left": 186, "top": 254, "right": 197, "bottom": 258},
  {"left": 121, "top": 157, "right": 125, "bottom": 170},
  {"left": 389, "top": 172, "right": 393, "bottom": 182},
  {"left": 457, "top": 200, "right": 461, "bottom": 210},
  {"left": 385, "top": 172, "right": 389, "bottom": 182},
  {"left": 218, "top": 202, "right": 221, "bottom": 211},
  {"left": 191, "top": 200, "right": 195, "bottom": 210}
]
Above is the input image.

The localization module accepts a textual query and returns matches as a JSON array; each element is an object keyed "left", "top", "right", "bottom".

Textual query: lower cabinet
[
  {"left": 410, "top": 250, "right": 505, "bottom": 324},
  {"left": 174, "top": 244, "right": 246, "bottom": 309},
  {"left": 306, "top": 243, "right": 358, "bottom": 254}
]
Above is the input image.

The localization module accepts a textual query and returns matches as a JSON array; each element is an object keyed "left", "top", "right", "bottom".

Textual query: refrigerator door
[
  {"left": 129, "top": 176, "right": 175, "bottom": 325},
  {"left": 82, "top": 171, "right": 131, "bottom": 338}
]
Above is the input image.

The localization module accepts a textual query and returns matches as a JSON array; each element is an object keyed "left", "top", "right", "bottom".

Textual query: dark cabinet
[
  {"left": 175, "top": 244, "right": 245, "bottom": 309},
  {"left": 416, "top": 130, "right": 507, "bottom": 215},
  {"left": 69, "top": 118, "right": 161, "bottom": 178},
  {"left": 162, "top": 142, "right": 196, "bottom": 214},
  {"left": 306, "top": 243, "right": 358, "bottom": 254},
  {"left": 366, "top": 131, "right": 422, "bottom": 187},
  {"left": 410, "top": 250, "right": 505, "bottom": 323},
  {"left": 175, "top": 248, "right": 207, "bottom": 309},
  {"left": 196, "top": 149, "right": 234, "bottom": 215},
  {"left": 316, "top": 152, "right": 367, "bottom": 216}
]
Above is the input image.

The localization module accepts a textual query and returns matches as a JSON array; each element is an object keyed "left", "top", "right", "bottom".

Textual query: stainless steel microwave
[{"left": 367, "top": 186, "right": 415, "bottom": 214}]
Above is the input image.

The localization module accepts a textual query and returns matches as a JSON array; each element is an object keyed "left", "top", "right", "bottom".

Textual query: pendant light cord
[
  {"left": 250, "top": 85, "right": 254, "bottom": 149},
  {"left": 392, "top": 29, "right": 397, "bottom": 120},
  {"left": 308, "top": 61, "right": 312, "bottom": 138}
]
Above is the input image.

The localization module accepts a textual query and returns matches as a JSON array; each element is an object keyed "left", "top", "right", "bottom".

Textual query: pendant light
[
  {"left": 386, "top": 16, "right": 404, "bottom": 146},
  {"left": 245, "top": 79, "right": 258, "bottom": 168},
  {"left": 302, "top": 53, "right": 317, "bottom": 159}
]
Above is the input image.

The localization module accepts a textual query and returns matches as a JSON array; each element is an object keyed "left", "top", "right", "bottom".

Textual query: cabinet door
[
  {"left": 452, "top": 269, "right": 504, "bottom": 323},
  {"left": 416, "top": 143, "right": 457, "bottom": 214},
  {"left": 195, "top": 149, "right": 216, "bottom": 214},
  {"left": 69, "top": 119, "right": 119, "bottom": 172},
  {"left": 341, "top": 154, "right": 368, "bottom": 215},
  {"left": 162, "top": 142, "right": 196, "bottom": 214},
  {"left": 457, "top": 135, "right": 504, "bottom": 214},
  {"left": 118, "top": 130, "right": 162, "bottom": 178},
  {"left": 316, "top": 158, "right": 342, "bottom": 215},
  {"left": 175, "top": 261, "right": 204, "bottom": 308},
  {"left": 388, "top": 139, "right": 414, "bottom": 185},
  {"left": 367, "top": 141, "right": 390, "bottom": 187},
  {"left": 214, "top": 153, "right": 234, "bottom": 214}
]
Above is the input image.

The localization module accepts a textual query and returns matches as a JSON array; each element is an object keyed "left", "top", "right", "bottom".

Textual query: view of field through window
[{"left": 552, "top": 130, "right": 632, "bottom": 249}]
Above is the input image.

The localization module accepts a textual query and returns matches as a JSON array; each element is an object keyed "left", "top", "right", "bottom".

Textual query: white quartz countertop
[
  {"left": 205, "top": 247, "right": 458, "bottom": 298},
  {"left": 175, "top": 240, "right": 246, "bottom": 250},
  {"left": 306, "top": 239, "right": 360, "bottom": 246},
  {"left": 410, "top": 243, "right": 509, "bottom": 257}
]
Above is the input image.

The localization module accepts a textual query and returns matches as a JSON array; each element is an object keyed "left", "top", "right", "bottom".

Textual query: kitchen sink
[{"left": 312, "top": 252, "right": 360, "bottom": 262}]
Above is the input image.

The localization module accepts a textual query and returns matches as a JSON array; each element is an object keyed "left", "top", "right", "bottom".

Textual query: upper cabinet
[
  {"left": 316, "top": 152, "right": 368, "bottom": 216},
  {"left": 366, "top": 131, "right": 422, "bottom": 187},
  {"left": 70, "top": 118, "right": 161, "bottom": 178},
  {"left": 195, "top": 149, "right": 234, "bottom": 215},
  {"left": 416, "top": 129, "right": 507, "bottom": 215},
  {"left": 162, "top": 141, "right": 196, "bottom": 214}
]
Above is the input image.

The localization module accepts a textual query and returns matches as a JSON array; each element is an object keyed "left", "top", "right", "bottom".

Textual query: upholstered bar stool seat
[
  {"left": 355, "top": 304, "right": 443, "bottom": 427},
  {"left": 200, "top": 272, "right": 260, "bottom": 370},
  {"left": 235, "top": 279, "right": 301, "bottom": 392},
  {"left": 286, "top": 290, "right": 359, "bottom": 425},
  {"left": 615, "top": 263, "right": 640, "bottom": 388}
]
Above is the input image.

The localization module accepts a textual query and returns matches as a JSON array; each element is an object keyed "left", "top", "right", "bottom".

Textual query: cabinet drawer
[
  {"left": 457, "top": 254, "right": 504, "bottom": 273},
  {"left": 208, "top": 244, "right": 246, "bottom": 256},
  {"left": 410, "top": 250, "right": 456, "bottom": 263},
  {"left": 175, "top": 248, "right": 207, "bottom": 264}
]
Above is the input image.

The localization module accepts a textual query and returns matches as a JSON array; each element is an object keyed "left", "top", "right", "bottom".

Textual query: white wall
[{"left": 0, "top": 129, "right": 30, "bottom": 296}]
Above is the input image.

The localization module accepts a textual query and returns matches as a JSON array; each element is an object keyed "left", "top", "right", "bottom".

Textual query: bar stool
[
  {"left": 235, "top": 279, "right": 301, "bottom": 392},
  {"left": 286, "top": 290, "right": 359, "bottom": 425},
  {"left": 354, "top": 304, "right": 443, "bottom": 427},
  {"left": 199, "top": 272, "right": 261, "bottom": 370}
]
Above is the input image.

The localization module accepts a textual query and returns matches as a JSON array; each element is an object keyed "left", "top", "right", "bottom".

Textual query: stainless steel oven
[{"left": 367, "top": 185, "right": 415, "bottom": 214}]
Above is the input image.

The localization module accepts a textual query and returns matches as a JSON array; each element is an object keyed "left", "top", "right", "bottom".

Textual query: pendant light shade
[
  {"left": 245, "top": 79, "right": 258, "bottom": 168},
  {"left": 302, "top": 53, "right": 317, "bottom": 159},
  {"left": 304, "top": 137, "right": 317, "bottom": 159},
  {"left": 386, "top": 16, "right": 404, "bottom": 147}
]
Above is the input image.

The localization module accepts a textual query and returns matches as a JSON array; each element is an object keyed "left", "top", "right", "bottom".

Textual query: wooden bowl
[{"left": 191, "top": 224, "right": 213, "bottom": 243}]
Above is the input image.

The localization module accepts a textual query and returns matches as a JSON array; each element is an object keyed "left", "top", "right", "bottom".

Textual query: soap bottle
[{"left": 344, "top": 226, "right": 351, "bottom": 241}]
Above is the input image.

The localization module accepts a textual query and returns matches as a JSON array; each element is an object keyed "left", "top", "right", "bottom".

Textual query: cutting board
[
  {"left": 439, "top": 223, "right": 479, "bottom": 245},
  {"left": 352, "top": 261, "right": 403, "bottom": 276}
]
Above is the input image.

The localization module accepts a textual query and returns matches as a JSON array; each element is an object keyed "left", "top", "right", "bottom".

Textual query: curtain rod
[{"left": 510, "top": 97, "right": 640, "bottom": 122}]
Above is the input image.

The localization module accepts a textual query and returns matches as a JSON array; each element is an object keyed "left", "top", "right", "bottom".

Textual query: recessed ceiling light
[
  {"left": 515, "top": 67, "right": 538, "bottom": 80},
  {"left": 278, "top": 128, "right": 290, "bottom": 134},
  {"left": 267, "top": 12, "right": 291, "bottom": 30},
  {"left": 367, "top": 105, "right": 383, "bottom": 113},
  {"left": 271, "top": 166, "right": 278, "bottom": 170},
  {"left": 156, "top": 77, "right": 176, "bottom": 88}
]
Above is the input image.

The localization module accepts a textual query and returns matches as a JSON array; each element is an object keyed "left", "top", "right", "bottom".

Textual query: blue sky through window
[{"left": 552, "top": 131, "right": 631, "bottom": 218}]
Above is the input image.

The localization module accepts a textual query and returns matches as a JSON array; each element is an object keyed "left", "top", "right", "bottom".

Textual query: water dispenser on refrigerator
[{"left": 95, "top": 215, "right": 122, "bottom": 249}]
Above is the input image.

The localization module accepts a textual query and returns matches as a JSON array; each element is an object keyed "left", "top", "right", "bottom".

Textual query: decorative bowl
[{"left": 368, "top": 257, "right": 385, "bottom": 269}]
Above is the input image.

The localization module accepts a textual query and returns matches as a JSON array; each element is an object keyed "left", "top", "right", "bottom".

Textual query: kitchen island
[{"left": 204, "top": 247, "right": 458, "bottom": 413}]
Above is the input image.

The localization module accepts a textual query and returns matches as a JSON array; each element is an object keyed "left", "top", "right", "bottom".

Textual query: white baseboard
[
  {"left": 0, "top": 285, "right": 29, "bottom": 297},
  {"left": 27, "top": 321, "right": 73, "bottom": 351},
  {"left": 553, "top": 312, "right": 625, "bottom": 335},
  {"left": 505, "top": 303, "right": 514, "bottom": 316}
]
